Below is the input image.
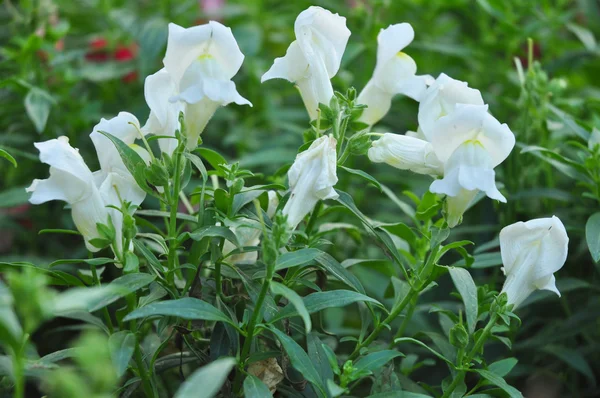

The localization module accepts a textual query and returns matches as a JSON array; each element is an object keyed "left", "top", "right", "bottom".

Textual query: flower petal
[{"left": 368, "top": 133, "right": 443, "bottom": 175}]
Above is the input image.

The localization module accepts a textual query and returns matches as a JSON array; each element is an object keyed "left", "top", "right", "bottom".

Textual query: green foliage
[{"left": 1, "top": 0, "right": 599, "bottom": 397}]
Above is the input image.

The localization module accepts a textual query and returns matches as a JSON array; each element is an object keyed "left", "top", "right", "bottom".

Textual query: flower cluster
[{"left": 26, "top": 5, "right": 569, "bottom": 311}]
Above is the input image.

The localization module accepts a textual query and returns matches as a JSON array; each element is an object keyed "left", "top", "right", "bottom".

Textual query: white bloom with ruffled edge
[
  {"left": 357, "top": 23, "right": 433, "bottom": 126},
  {"left": 262, "top": 6, "right": 350, "bottom": 120},
  {"left": 428, "top": 104, "right": 515, "bottom": 202},
  {"left": 158, "top": 21, "right": 251, "bottom": 150},
  {"left": 368, "top": 133, "right": 443, "bottom": 175},
  {"left": 283, "top": 136, "right": 338, "bottom": 228},
  {"left": 500, "top": 216, "right": 569, "bottom": 308},
  {"left": 26, "top": 137, "right": 109, "bottom": 252}
]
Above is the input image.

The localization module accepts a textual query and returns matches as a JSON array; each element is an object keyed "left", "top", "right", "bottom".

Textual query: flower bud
[{"left": 449, "top": 323, "right": 469, "bottom": 349}]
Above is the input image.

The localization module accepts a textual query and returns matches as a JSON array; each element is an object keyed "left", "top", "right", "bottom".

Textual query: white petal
[
  {"left": 444, "top": 188, "right": 478, "bottom": 228},
  {"left": 144, "top": 68, "right": 178, "bottom": 128},
  {"left": 284, "top": 135, "right": 338, "bottom": 228},
  {"left": 356, "top": 81, "right": 394, "bottom": 126},
  {"left": 429, "top": 104, "right": 515, "bottom": 167},
  {"left": 368, "top": 133, "right": 443, "bottom": 175},
  {"left": 164, "top": 21, "right": 244, "bottom": 84},
  {"left": 70, "top": 185, "right": 110, "bottom": 253},
  {"left": 266, "top": 191, "right": 279, "bottom": 219},
  {"left": 90, "top": 112, "right": 141, "bottom": 176},
  {"left": 261, "top": 41, "right": 309, "bottom": 83},
  {"left": 296, "top": 73, "right": 334, "bottom": 120},
  {"left": 184, "top": 99, "right": 220, "bottom": 150},
  {"left": 374, "top": 23, "right": 414, "bottom": 71},
  {"left": 430, "top": 141, "right": 506, "bottom": 201},
  {"left": 294, "top": 6, "right": 350, "bottom": 78},
  {"left": 419, "top": 73, "right": 484, "bottom": 139}
]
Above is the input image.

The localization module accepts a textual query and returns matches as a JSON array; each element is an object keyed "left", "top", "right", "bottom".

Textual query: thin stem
[
  {"left": 179, "top": 191, "right": 195, "bottom": 215},
  {"left": 12, "top": 334, "right": 28, "bottom": 398},
  {"left": 131, "top": 121, "right": 156, "bottom": 161},
  {"left": 390, "top": 299, "right": 416, "bottom": 347},
  {"left": 134, "top": 343, "right": 156, "bottom": 398},
  {"left": 167, "top": 150, "right": 183, "bottom": 284},
  {"left": 441, "top": 313, "right": 498, "bottom": 398},
  {"left": 90, "top": 263, "right": 114, "bottom": 334},
  {"left": 233, "top": 265, "right": 275, "bottom": 393},
  {"left": 304, "top": 201, "right": 322, "bottom": 236},
  {"left": 349, "top": 287, "right": 419, "bottom": 361}
]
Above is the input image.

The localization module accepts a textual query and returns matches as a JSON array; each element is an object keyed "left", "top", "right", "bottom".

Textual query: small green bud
[
  {"left": 145, "top": 160, "right": 170, "bottom": 187},
  {"left": 123, "top": 213, "right": 137, "bottom": 241},
  {"left": 348, "top": 132, "right": 372, "bottom": 156},
  {"left": 449, "top": 323, "right": 469, "bottom": 349}
]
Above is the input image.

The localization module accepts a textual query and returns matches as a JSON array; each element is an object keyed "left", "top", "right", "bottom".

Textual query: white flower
[
  {"left": 158, "top": 21, "right": 251, "bottom": 150},
  {"left": 357, "top": 23, "right": 433, "bottom": 126},
  {"left": 143, "top": 69, "right": 184, "bottom": 155},
  {"left": 428, "top": 104, "right": 515, "bottom": 203},
  {"left": 26, "top": 137, "right": 109, "bottom": 252},
  {"left": 261, "top": 6, "right": 350, "bottom": 120},
  {"left": 500, "top": 216, "right": 569, "bottom": 308},
  {"left": 445, "top": 189, "right": 478, "bottom": 228},
  {"left": 283, "top": 136, "right": 338, "bottom": 228},
  {"left": 368, "top": 133, "right": 443, "bottom": 175},
  {"left": 418, "top": 73, "right": 484, "bottom": 138},
  {"left": 90, "top": 112, "right": 150, "bottom": 254}
]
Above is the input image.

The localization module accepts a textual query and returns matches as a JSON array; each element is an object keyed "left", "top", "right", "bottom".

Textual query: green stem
[
  {"left": 233, "top": 265, "right": 275, "bottom": 393},
  {"left": 167, "top": 150, "right": 183, "bottom": 284},
  {"left": 349, "top": 287, "right": 419, "bottom": 361},
  {"left": 134, "top": 343, "right": 156, "bottom": 398},
  {"left": 390, "top": 299, "right": 416, "bottom": 347},
  {"left": 441, "top": 313, "right": 498, "bottom": 398},
  {"left": 90, "top": 263, "right": 114, "bottom": 334},
  {"left": 304, "top": 201, "right": 322, "bottom": 236},
  {"left": 12, "top": 334, "right": 28, "bottom": 398}
]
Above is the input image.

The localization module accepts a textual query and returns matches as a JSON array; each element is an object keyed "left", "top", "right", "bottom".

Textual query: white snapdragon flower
[
  {"left": 428, "top": 104, "right": 515, "bottom": 202},
  {"left": 145, "top": 21, "right": 251, "bottom": 152},
  {"left": 26, "top": 137, "right": 110, "bottom": 252},
  {"left": 357, "top": 23, "right": 433, "bottom": 126},
  {"left": 90, "top": 112, "right": 150, "bottom": 253},
  {"left": 500, "top": 216, "right": 569, "bottom": 308},
  {"left": 368, "top": 133, "right": 443, "bottom": 175},
  {"left": 283, "top": 136, "right": 338, "bottom": 228},
  {"left": 262, "top": 6, "right": 351, "bottom": 120}
]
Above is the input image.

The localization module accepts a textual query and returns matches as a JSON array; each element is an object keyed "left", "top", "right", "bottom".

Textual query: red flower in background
[{"left": 86, "top": 38, "right": 139, "bottom": 83}]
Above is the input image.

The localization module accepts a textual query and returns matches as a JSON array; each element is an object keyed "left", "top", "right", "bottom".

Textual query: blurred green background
[{"left": 1, "top": 0, "right": 600, "bottom": 396}]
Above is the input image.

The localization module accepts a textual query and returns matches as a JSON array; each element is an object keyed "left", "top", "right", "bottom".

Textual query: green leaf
[
  {"left": 122, "top": 297, "right": 234, "bottom": 326},
  {"left": 25, "top": 87, "right": 52, "bottom": 133},
  {"left": 542, "top": 345, "right": 596, "bottom": 386},
  {"left": 275, "top": 248, "right": 322, "bottom": 270},
  {"left": 473, "top": 369, "right": 523, "bottom": 398},
  {"left": 314, "top": 251, "right": 365, "bottom": 293},
  {"left": 174, "top": 357, "right": 237, "bottom": 398},
  {"left": 394, "top": 338, "right": 454, "bottom": 367},
  {"left": 585, "top": 212, "right": 600, "bottom": 262},
  {"left": 488, "top": 358, "right": 518, "bottom": 378},
  {"left": 271, "top": 290, "right": 381, "bottom": 324},
  {"left": 340, "top": 166, "right": 382, "bottom": 191},
  {"left": 308, "top": 334, "right": 334, "bottom": 387},
  {"left": 184, "top": 152, "right": 208, "bottom": 182},
  {"left": 181, "top": 225, "right": 240, "bottom": 247},
  {"left": 53, "top": 273, "right": 155, "bottom": 313},
  {"left": 452, "top": 252, "right": 502, "bottom": 269},
  {"left": 98, "top": 131, "right": 153, "bottom": 195},
  {"left": 109, "top": 331, "right": 135, "bottom": 377},
  {"left": 353, "top": 350, "right": 404, "bottom": 375},
  {"left": 271, "top": 281, "right": 311, "bottom": 333},
  {"left": 448, "top": 267, "right": 478, "bottom": 334},
  {"left": 0, "top": 148, "right": 17, "bottom": 167},
  {"left": 243, "top": 374, "right": 272, "bottom": 398},
  {"left": 0, "top": 282, "right": 22, "bottom": 349},
  {"left": 268, "top": 327, "right": 327, "bottom": 398},
  {"left": 197, "top": 148, "right": 227, "bottom": 173}
]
